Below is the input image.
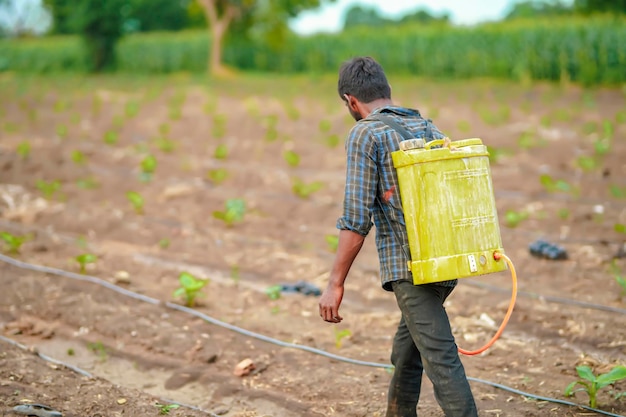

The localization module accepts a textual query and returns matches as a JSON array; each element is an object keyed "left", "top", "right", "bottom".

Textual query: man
[{"left": 318, "top": 56, "right": 478, "bottom": 417}]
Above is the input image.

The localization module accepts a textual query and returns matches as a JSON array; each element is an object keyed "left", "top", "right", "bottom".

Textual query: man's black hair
[{"left": 338, "top": 56, "right": 391, "bottom": 103}]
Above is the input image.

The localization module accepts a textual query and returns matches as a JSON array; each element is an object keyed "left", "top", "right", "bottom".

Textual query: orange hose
[{"left": 458, "top": 252, "right": 517, "bottom": 356}]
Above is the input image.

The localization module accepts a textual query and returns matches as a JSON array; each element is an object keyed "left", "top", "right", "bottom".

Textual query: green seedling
[
  {"left": 56, "top": 123, "right": 68, "bottom": 139},
  {"left": 112, "top": 115, "right": 125, "bottom": 129},
  {"left": 173, "top": 271, "right": 209, "bottom": 307},
  {"left": 126, "top": 191, "right": 144, "bottom": 214},
  {"left": 265, "top": 284, "right": 282, "bottom": 300},
  {"left": 87, "top": 341, "right": 107, "bottom": 361},
  {"left": 103, "top": 130, "right": 119, "bottom": 145},
  {"left": 155, "top": 403, "right": 180, "bottom": 415},
  {"left": 158, "top": 238, "right": 170, "bottom": 249},
  {"left": 283, "top": 150, "right": 300, "bottom": 167},
  {"left": 212, "top": 114, "right": 227, "bottom": 138},
  {"left": 265, "top": 126, "right": 279, "bottom": 142},
  {"left": 158, "top": 123, "right": 170, "bottom": 136},
  {"left": 602, "top": 120, "right": 614, "bottom": 139},
  {"left": 155, "top": 137, "right": 176, "bottom": 153},
  {"left": 564, "top": 365, "right": 626, "bottom": 408},
  {"left": 0, "top": 232, "right": 30, "bottom": 254},
  {"left": 292, "top": 177, "right": 324, "bottom": 199},
  {"left": 325, "top": 134, "right": 340, "bottom": 148},
  {"left": 319, "top": 119, "right": 332, "bottom": 133},
  {"left": 213, "top": 198, "right": 246, "bottom": 227},
  {"left": 206, "top": 168, "right": 229, "bottom": 185},
  {"left": 594, "top": 138, "right": 611, "bottom": 156},
  {"left": 75, "top": 253, "right": 97, "bottom": 274},
  {"left": 230, "top": 265, "right": 240, "bottom": 284},
  {"left": 67, "top": 348, "right": 75, "bottom": 356},
  {"left": 168, "top": 107, "right": 182, "bottom": 121},
  {"left": 610, "top": 261, "right": 626, "bottom": 297},
  {"left": 36, "top": 180, "right": 61, "bottom": 200},
  {"left": 557, "top": 208, "right": 570, "bottom": 220},
  {"left": 609, "top": 185, "right": 626, "bottom": 199},
  {"left": 539, "top": 175, "right": 574, "bottom": 194},
  {"left": 139, "top": 154, "right": 156, "bottom": 182},
  {"left": 125, "top": 101, "right": 140, "bottom": 118},
  {"left": 504, "top": 210, "right": 528, "bottom": 228},
  {"left": 487, "top": 146, "right": 508, "bottom": 164},
  {"left": 16, "top": 141, "right": 30, "bottom": 159},
  {"left": 325, "top": 234, "right": 339, "bottom": 253},
  {"left": 214, "top": 144, "right": 228, "bottom": 160},
  {"left": 334, "top": 328, "right": 352, "bottom": 349},
  {"left": 71, "top": 150, "right": 87, "bottom": 165},
  {"left": 76, "top": 177, "right": 99, "bottom": 190},
  {"left": 3, "top": 122, "right": 19, "bottom": 133},
  {"left": 615, "top": 224, "right": 626, "bottom": 234},
  {"left": 575, "top": 155, "right": 598, "bottom": 172}
]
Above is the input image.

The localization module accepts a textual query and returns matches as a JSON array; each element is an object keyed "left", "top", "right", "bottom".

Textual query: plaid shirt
[{"left": 337, "top": 105, "right": 457, "bottom": 291}]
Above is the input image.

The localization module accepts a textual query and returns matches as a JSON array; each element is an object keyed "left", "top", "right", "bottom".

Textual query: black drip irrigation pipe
[{"left": 0, "top": 253, "right": 624, "bottom": 417}]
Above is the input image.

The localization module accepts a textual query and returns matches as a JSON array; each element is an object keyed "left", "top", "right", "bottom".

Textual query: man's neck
[{"left": 362, "top": 99, "right": 394, "bottom": 117}]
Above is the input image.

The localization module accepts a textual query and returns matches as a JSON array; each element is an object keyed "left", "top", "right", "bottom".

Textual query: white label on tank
[{"left": 468, "top": 255, "right": 478, "bottom": 273}]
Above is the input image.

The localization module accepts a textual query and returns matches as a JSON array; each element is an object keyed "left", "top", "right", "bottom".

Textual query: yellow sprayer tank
[{"left": 391, "top": 138, "right": 507, "bottom": 285}]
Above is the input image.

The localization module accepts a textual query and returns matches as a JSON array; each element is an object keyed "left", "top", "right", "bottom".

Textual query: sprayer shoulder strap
[{"left": 368, "top": 112, "right": 435, "bottom": 141}]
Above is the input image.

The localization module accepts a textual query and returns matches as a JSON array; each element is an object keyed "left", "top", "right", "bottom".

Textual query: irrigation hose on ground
[
  {"left": 458, "top": 252, "right": 517, "bottom": 356},
  {"left": 1, "top": 253, "right": 625, "bottom": 417}
]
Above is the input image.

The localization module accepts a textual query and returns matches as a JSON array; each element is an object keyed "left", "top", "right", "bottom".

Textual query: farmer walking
[{"left": 318, "top": 56, "right": 478, "bottom": 417}]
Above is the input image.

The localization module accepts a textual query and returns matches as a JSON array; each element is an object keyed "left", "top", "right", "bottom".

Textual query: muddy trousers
[{"left": 386, "top": 281, "right": 477, "bottom": 417}]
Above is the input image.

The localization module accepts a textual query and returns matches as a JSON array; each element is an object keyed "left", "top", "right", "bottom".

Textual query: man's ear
[{"left": 344, "top": 94, "right": 357, "bottom": 110}]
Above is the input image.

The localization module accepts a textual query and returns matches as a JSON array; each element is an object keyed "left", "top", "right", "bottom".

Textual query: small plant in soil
[
  {"left": 16, "top": 141, "right": 30, "bottom": 159},
  {"left": 173, "top": 271, "right": 209, "bottom": 307},
  {"left": 70, "top": 150, "right": 87, "bottom": 165},
  {"left": 75, "top": 253, "right": 97, "bottom": 274},
  {"left": 124, "top": 101, "right": 140, "bottom": 118},
  {"left": 575, "top": 155, "right": 598, "bottom": 172},
  {"left": 103, "top": 130, "right": 119, "bottom": 145},
  {"left": 564, "top": 364, "right": 626, "bottom": 408},
  {"left": 292, "top": 177, "right": 323, "bottom": 199},
  {"left": 77, "top": 177, "right": 99, "bottom": 190},
  {"left": 212, "top": 114, "right": 227, "bottom": 138},
  {"left": 213, "top": 198, "right": 246, "bottom": 227},
  {"left": 139, "top": 154, "right": 157, "bottom": 182},
  {"left": 155, "top": 137, "right": 176, "bottom": 153},
  {"left": 126, "top": 191, "right": 145, "bottom": 214},
  {"left": 609, "top": 185, "right": 626, "bottom": 199},
  {"left": 265, "top": 284, "right": 282, "bottom": 300},
  {"left": 539, "top": 174, "right": 577, "bottom": 196},
  {"left": 334, "top": 328, "right": 352, "bottom": 348},
  {"left": 155, "top": 403, "right": 180, "bottom": 415},
  {"left": 56, "top": 123, "right": 68, "bottom": 139},
  {"left": 615, "top": 224, "right": 626, "bottom": 235},
  {"left": 504, "top": 209, "right": 528, "bottom": 228},
  {"left": 214, "top": 144, "right": 228, "bottom": 160},
  {"left": 158, "top": 238, "right": 170, "bottom": 249},
  {"left": 319, "top": 119, "right": 332, "bottom": 133},
  {"left": 610, "top": 261, "right": 626, "bottom": 297},
  {"left": 324, "top": 133, "right": 340, "bottom": 148},
  {"left": 0, "top": 232, "right": 30, "bottom": 254},
  {"left": 36, "top": 180, "right": 61, "bottom": 200},
  {"left": 325, "top": 234, "right": 339, "bottom": 253},
  {"left": 206, "top": 168, "right": 229, "bottom": 185},
  {"left": 230, "top": 264, "right": 240, "bottom": 285},
  {"left": 87, "top": 341, "right": 107, "bottom": 361},
  {"left": 283, "top": 150, "right": 300, "bottom": 167}
]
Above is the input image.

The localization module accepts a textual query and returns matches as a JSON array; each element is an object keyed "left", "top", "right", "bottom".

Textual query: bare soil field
[{"left": 0, "top": 73, "right": 625, "bottom": 417}]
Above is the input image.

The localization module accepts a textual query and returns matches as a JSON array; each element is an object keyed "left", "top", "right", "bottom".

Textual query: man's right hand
[{"left": 319, "top": 283, "right": 344, "bottom": 323}]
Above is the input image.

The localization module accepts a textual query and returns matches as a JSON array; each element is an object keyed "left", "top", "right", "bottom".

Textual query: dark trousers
[{"left": 386, "top": 281, "right": 478, "bottom": 417}]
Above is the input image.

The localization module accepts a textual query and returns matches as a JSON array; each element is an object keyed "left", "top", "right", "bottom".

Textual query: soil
[{"left": 0, "top": 73, "right": 625, "bottom": 417}]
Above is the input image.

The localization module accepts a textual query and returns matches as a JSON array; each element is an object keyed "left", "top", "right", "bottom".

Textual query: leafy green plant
[
  {"left": 615, "top": 224, "right": 626, "bottom": 234},
  {"left": 36, "top": 180, "right": 61, "bottom": 200},
  {"left": 325, "top": 234, "right": 339, "bottom": 253},
  {"left": 575, "top": 155, "right": 598, "bottom": 172},
  {"left": 557, "top": 208, "right": 571, "bottom": 220},
  {"left": 75, "top": 253, "right": 97, "bottom": 274},
  {"left": 125, "top": 101, "right": 140, "bottom": 118},
  {"left": 155, "top": 403, "right": 180, "bottom": 415},
  {"left": 214, "top": 144, "right": 228, "bottom": 160},
  {"left": 71, "top": 150, "right": 87, "bottom": 165},
  {"left": 56, "top": 123, "right": 68, "bottom": 139},
  {"left": 0, "top": 232, "right": 30, "bottom": 254},
  {"left": 173, "top": 271, "right": 209, "bottom": 307},
  {"left": 334, "top": 328, "right": 352, "bottom": 348},
  {"left": 126, "top": 191, "right": 144, "bottom": 214},
  {"left": 564, "top": 365, "right": 626, "bottom": 408},
  {"left": 155, "top": 137, "right": 176, "bottom": 153},
  {"left": 504, "top": 209, "right": 528, "bottom": 228},
  {"left": 77, "top": 177, "right": 99, "bottom": 190},
  {"left": 212, "top": 114, "right": 227, "bottom": 138},
  {"left": 609, "top": 185, "right": 626, "bottom": 199},
  {"left": 139, "top": 154, "right": 156, "bottom": 182},
  {"left": 103, "top": 130, "right": 119, "bottom": 145},
  {"left": 539, "top": 174, "right": 575, "bottom": 195},
  {"left": 487, "top": 146, "right": 509, "bottom": 164},
  {"left": 16, "top": 141, "right": 30, "bottom": 159},
  {"left": 594, "top": 138, "right": 611, "bottom": 156},
  {"left": 206, "top": 168, "right": 229, "bottom": 185},
  {"left": 292, "top": 177, "right": 323, "bottom": 199},
  {"left": 283, "top": 150, "right": 300, "bottom": 167},
  {"left": 324, "top": 134, "right": 340, "bottom": 148},
  {"left": 87, "top": 341, "right": 107, "bottom": 361},
  {"left": 158, "top": 238, "right": 170, "bottom": 249},
  {"left": 319, "top": 119, "right": 332, "bottom": 133},
  {"left": 213, "top": 198, "right": 246, "bottom": 227},
  {"left": 610, "top": 261, "right": 626, "bottom": 297},
  {"left": 265, "top": 284, "right": 282, "bottom": 300}
]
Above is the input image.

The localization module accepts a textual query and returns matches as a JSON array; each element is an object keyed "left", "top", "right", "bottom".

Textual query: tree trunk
[{"left": 197, "top": 0, "right": 236, "bottom": 76}]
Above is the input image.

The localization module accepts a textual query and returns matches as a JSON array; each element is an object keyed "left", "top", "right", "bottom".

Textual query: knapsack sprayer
[{"left": 374, "top": 114, "right": 518, "bottom": 356}]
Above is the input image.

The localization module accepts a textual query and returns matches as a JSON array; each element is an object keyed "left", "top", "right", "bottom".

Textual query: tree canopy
[{"left": 343, "top": 5, "right": 449, "bottom": 30}]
